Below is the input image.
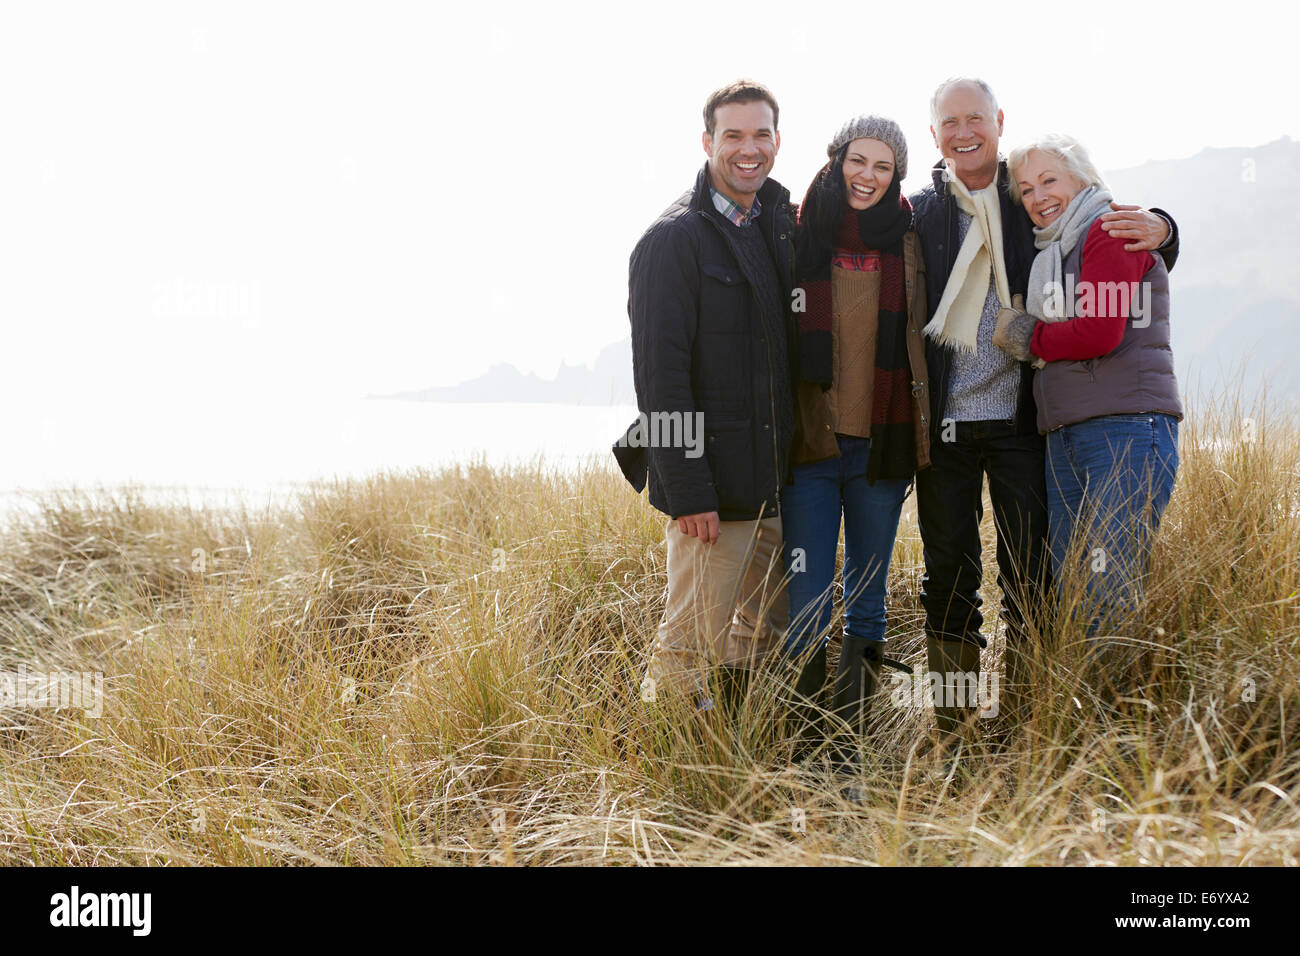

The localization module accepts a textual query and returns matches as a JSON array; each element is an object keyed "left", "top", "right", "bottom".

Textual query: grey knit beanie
[{"left": 827, "top": 114, "right": 908, "bottom": 180}]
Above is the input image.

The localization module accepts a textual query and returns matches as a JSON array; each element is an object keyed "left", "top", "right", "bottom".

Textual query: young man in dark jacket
[
  {"left": 614, "top": 79, "right": 797, "bottom": 710},
  {"left": 910, "top": 77, "right": 1180, "bottom": 745}
]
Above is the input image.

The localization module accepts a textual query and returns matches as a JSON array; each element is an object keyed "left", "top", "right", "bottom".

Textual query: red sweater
[{"left": 1030, "top": 219, "right": 1155, "bottom": 362}]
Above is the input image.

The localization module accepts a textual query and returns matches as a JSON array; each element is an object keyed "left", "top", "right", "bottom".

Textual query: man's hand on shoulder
[
  {"left": 677, "top": 511, "right": 721, "bottom": 545},
  {"left": 1099, "top": 202, "right": 1171, "bottom": 253}
]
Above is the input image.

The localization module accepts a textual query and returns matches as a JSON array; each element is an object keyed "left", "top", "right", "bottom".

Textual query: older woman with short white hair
[{"left": 993, "top": 133, "right": 1182, "bottom": 664}]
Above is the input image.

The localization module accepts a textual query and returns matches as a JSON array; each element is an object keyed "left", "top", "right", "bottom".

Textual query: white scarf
[
  {"left": 922, "top": 158, "right": 1013, "bottom": 354},
  {"left": 1025, "top": 184, "right": 1115, "bottom": 323}
]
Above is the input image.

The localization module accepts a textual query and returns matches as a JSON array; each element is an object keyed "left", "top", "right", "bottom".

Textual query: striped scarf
[{"left": 795, "top": 182, "right": 916, "bottom": 481}]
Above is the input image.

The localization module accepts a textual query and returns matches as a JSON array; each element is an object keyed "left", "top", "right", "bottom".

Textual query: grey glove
[{"left": 993, "top": 305, "right": 1038, "bottom": 363}]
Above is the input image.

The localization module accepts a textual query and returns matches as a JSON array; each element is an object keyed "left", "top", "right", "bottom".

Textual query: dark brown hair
[{"left": 703, "top": 79, "right": 779, "bottom": 137}]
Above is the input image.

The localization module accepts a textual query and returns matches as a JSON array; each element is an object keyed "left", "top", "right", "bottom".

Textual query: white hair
[
  {"left": 1006, "top": 133, "right": 1108, "bottom": 206},
  {"left": 929, "top": 77, "right": 1000, "bottom": 128}
]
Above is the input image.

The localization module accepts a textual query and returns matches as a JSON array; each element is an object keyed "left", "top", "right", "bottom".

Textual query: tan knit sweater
[{"left": 825, "top": 265, "right": 880, "bottom": 438}]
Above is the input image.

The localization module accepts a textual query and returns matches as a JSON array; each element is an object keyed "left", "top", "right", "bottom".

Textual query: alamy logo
[
  {"left": 0, "top": 665, "right": 103, "bottom": 718},
  {"left": 152, "top": 276, "right": 261, "bottom": 329},
  {"left": 49, "top": 886, "right": 151, "bottom": 936},
  {"left": 616, "top": 411, "right": 705, "bottom": 459},
  {"left": 890, "top": 670, "right": 1000, "bottom": 718},
  {"left": 1040, "top": 277, "right": 1153, "bottom": 328}
]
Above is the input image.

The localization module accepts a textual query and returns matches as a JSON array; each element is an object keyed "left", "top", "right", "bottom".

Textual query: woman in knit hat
[
  {"left": 782, "top": 115, "right": 933, "bottom": 778},
  {"left": 993, "top": 133, "right": 1181, "bottom": 694}
]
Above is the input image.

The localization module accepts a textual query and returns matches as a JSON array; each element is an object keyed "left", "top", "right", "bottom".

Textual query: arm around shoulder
[{"left": 1150, "top": 207, "right": 1179, "bottom": 272}]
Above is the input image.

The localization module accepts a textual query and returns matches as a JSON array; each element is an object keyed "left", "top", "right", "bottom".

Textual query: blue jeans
[
  {"left": 780, "top": 436, "right": 911, "bottom": 656},
  {"left": 1046, "top": 413, "right": 1179, "bottom": 636}
]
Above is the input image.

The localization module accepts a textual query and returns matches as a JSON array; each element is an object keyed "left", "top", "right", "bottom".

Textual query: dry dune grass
[{"left": 0, "top": 393, "right": 1297, "bottom": 866}]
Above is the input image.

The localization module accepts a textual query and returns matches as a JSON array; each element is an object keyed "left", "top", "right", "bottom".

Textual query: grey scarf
[{"left": 1025, "top": 184, "right": 1114, "bottom": 322}]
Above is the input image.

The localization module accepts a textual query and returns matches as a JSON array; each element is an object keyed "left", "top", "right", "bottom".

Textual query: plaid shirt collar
[{"left": 709, "top": 186, "right": 761, "bottom": 227}]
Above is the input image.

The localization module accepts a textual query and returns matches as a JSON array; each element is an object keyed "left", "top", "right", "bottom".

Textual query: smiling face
[
  {"left": 702, "top": 100, "right": 780, "bottom": 210},
  {"left": 841, "top": 137, "right": 895, "bottom": 210},
  {"left": 1015, "top": 150, "right": 1089, "bottom": 228},
  {"left": 930, "top": 81, "right": 1003, "bottom": 190}
]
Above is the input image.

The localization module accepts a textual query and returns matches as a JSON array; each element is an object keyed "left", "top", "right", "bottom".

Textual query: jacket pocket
[
  {"left": 792, "top": 379, "right": 838, "bottom": 466},
  {"left": 699, "top": 262, "right": 749, "bottom": 335},
  {"left": 703, "top": 417, "right": 756, "bottom": 510}
]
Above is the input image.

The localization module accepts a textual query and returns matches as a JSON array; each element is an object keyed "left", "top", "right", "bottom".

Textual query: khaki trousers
[{"left": 647, "top": 515, "right": 788, "bottom": 698}]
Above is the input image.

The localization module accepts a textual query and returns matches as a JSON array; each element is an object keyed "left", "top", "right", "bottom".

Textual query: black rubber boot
[
  {"left": 830, "top": 636, "right": 884, "bottom": 775},
  {"left": 926, "top": 635, "right": 982, "bottom": 750},
  {"left": 786, "top": 645, "right": 827, "bottom": 761}
]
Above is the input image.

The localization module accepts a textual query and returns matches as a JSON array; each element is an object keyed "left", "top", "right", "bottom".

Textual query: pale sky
[{"left": 2, "top": 0, "right": 1293, "bottom": 413}]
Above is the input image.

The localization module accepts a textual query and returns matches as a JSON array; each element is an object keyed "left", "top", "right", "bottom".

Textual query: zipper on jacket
[
  {"left": 770, "top": 200, "right": 795, "bottom": 512},
  {"left": 763, "top": 305, "right": 780, "bottom": 512},
  {"left": 756, "top": 202, "right": 782, "bottom": 515},
  {"left": 701, "top": 205, "right": 785, "bottom": 519}
]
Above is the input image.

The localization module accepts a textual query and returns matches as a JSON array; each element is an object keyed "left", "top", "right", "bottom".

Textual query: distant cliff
[
  {"left": 1105, "top": 136, "right": 1300, "bottom": 400},
  {"left": 379, "top": 338, "right": 636, "bottom": 406}
]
